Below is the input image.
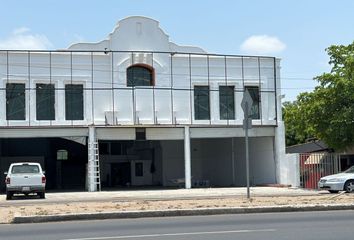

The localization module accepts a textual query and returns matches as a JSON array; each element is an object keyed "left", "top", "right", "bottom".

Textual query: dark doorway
[
  {"left": 111, "top": 163, "right": 131, "bottom": 187},
  {"left": 61, "top": 161, "right": 86, "bottom": 189}
]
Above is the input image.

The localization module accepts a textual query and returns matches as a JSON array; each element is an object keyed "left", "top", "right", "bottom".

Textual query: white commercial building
[{"left": 0, "top": 16, "right": 286, "bottom": 192}]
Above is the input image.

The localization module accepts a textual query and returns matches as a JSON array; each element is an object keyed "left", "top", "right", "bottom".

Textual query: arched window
[{"left": 127, "top": 64, "right": 154, "bottom": 87}]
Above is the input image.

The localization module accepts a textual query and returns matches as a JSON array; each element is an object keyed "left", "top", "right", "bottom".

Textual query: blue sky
[{"left": 0, "top": 0, "right": 353, "bottom": 101}]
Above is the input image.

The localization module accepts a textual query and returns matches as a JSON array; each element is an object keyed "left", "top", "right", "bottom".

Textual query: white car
[
  {"left": 318, "top": 166, "right": 354, "bottom": 193},
  {"left": 4, "top": 162, "right": 46, "bottom": 200}
]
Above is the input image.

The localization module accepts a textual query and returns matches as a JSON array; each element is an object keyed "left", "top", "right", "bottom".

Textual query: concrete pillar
[
  {"left": 88, "top": 126, "right": 97, "bottom": 192},
  {"left": 275, "top": 121, "right": 286, "bottom": 184},
  {"left": 184, "top": 126, "right": 191, "bottom": 189}
]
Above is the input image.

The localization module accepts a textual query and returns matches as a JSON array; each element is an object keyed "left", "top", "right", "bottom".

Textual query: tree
[
  {"left": 284, "top": 41, "right": 354, "bottom": 150},
  {"left": 283, "top": 99, "right": 314, "bottom": 146}
]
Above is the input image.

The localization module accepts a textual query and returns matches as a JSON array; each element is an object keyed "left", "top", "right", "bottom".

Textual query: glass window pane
[
  {"left": 57, "top": 149, "right": 68, "bottom": 161},
  {"left": 12, "top": 165, "right": 39, "bottom": 174},
  {"left": 127, "top": 66, "right": 153, "bottom": 87},
  {"left": 219, "top": 86, "right": 235, "bottom": 120},
  {"left": 245, "top": 86, "right": 260, "bottom": 119},
  {"left": 194, "top": 86, "right": 210, "bottom": 120},
  {"left": 36, "top": 83, "right": 55, "bottom": 120},
  {"left": 65, "top": 84, "right": 84, "bottom": 120},
  {"left": 6, "top": 83, "right": 26, "bottom": 120}
]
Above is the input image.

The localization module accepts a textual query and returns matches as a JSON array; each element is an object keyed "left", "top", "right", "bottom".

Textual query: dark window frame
[
  {"left": 65, "top": 84, "right": 84, "bottom": 120},
  {"left": 36, "top": 83, "right": 55, "bottom": 120},
  {"left": 194, "top": 85, "right": 210, "bottom": 120},
  {"left": 219, "top": 85, "right": 235, "bottom": 120},
  {"left": 245, "top": 86, "right": 260, "bottom": 120},
  {"left": 127, "top": 64, "right": 155, "bottom": 87},
  {"left": 6, "top": 83, "right": 26, "bottom": 120}
]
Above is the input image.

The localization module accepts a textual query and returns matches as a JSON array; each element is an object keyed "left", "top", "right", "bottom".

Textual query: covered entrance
[
  {"left": 99, "top": 139, "right": 158, "bottom": 189},
  {"left": 96, "top": 127, "right": 278, "bottom": 190},
  {"left": 0, "top": 128, "right": 88, "bottom": 193}
]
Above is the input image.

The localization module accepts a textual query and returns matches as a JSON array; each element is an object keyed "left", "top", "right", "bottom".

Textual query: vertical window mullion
[
  {"left": 258, "top": 57, "right": 262, "bottom": 124},
  {"left": 49, "top": 52, "right": 53, "bottom": 125},
  {"left": 6, "top": 51, "right": 9, "bottom": 125},
  {"left": 28, "top": 51, "right": 31, "bottom": 125},
  {"left": 70, "top": 52, "right": 73, "bottom": 125}
]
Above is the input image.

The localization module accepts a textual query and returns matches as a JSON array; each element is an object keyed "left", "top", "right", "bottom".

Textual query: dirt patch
[{"left": 1, "top": 194, "right": 354, "bottom": 224}]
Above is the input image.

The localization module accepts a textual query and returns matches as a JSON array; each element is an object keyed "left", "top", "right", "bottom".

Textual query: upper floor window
[
  {"left": 219, "top": 86, "right": 235, "bottom": 120},
  {"left": 65, "top": 84, "right": 84, "bottom": 120},
  {"left": 127, "top": 64, "right": 154, "bottom": 87},
  {"left": 6, "top": 83, "right": 25, "bottom": 120},
  {"left": 245, "top": 86, "right": 260, "bottom": 119},
  {"left": 194, "top": 86, "right": 210, "bottom": 120},
  {"left": 36, "top": 83, "right": 55, "bottom": 120}
]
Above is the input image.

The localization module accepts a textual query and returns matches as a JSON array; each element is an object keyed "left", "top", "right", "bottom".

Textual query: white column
[
  {"left": 275, "top": 121, "right": 286, "bottom": 184},
  {"left": 88, "top": 126, "right": 96, "bottom": 192},
  {"left": 184, "top": 126, "right": 191, "bottom": 189}
]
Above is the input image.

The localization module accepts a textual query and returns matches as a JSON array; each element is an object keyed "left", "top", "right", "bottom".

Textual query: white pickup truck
[{"left": 4, "top": 162, "right": 46, "bottom": 200}]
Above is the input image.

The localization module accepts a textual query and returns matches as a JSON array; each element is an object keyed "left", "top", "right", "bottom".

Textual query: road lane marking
[{"left": 62, "top": 229, "right": 276, "bottom": 240}]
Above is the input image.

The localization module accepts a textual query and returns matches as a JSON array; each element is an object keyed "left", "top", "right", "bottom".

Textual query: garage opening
[{"left": 0, "top": 138, "right": 87, "bottom": 192}]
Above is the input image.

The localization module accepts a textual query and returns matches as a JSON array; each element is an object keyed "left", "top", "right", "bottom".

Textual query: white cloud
[
  {"left": 0, "top": 27, "right": 53, "bottom": 50},
  {"left": 240, "top": 35, "right": 286, "bottom": 55},
  {"left": 12, "top": 27, "right": 31, "bottom": 35}
]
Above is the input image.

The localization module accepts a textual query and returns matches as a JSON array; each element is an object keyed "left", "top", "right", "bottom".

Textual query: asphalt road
[{"left": 1, "top": 210, "right": 353, "bottom": 240}]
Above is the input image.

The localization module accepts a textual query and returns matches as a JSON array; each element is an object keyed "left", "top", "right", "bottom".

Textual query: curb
[{"left": 12, "top": 204, "right": 354, "bottom": 224}]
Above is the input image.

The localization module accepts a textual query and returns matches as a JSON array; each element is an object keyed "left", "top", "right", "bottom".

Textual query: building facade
[{"left": 0, "top": 16, "right": 286, "bottom": 191}]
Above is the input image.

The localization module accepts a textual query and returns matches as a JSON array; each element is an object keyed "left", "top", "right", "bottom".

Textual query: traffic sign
[{"left": 241, "top": 89, "right": 253, "bottom": 129}]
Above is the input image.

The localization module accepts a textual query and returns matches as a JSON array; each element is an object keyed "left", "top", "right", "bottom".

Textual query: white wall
[
  {"left": 233, "top": 137, "right": 276, "bottom": 186},
  {"left": 192, "top": 138, "right": 234, "bottom": 186},
  {"left": 282, "top": 154, "right": 300, "bottom": 187},
  {"left": 160, "top": 140, "right": 185, "bottom": 186},
  {"left": 159, "top": 137, "right": 276, "bottom": 187},
  {"left": 191, "top": 137, "right": 276, "bottom": 187}
]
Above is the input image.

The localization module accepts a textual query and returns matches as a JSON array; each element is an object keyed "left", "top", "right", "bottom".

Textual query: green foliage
[
  {"left": 283, "top": 97, "right": 314, "bottom": 146},
  {"left": 284, "top": 41, "right": 354, "bottom": 150}
]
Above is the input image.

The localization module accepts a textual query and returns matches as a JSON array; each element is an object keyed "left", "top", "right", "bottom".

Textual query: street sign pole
[
  {"left": 245, "top": 102, "right": 250, "bottom": 199},
  {"left": 241, "top": 90, "right": 253, "bottom": 199}
]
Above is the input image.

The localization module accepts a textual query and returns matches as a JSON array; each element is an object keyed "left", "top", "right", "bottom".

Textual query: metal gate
[{"left": 300, "top": 153, "right": 341, "bottom": 189}]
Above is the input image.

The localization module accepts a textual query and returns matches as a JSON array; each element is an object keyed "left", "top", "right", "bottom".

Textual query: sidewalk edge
[{"left": 12, "top": 204, "right": 354, "bottom": 224}]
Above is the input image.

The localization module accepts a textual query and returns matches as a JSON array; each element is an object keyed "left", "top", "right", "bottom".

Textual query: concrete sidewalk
[{"left": 0, "top": 187, "right": 317, "bottom": 205}]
